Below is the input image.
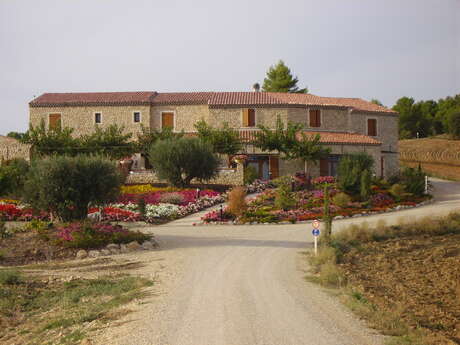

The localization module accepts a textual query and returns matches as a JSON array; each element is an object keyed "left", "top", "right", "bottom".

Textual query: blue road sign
[{"left": 312, "top": 229, "right": 320, "bottom": 236}]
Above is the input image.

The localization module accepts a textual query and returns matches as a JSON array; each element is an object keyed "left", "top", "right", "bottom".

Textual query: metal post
[
  {"left": 220, "top": 205, "right": 223, "bottom": 221},
  {"left": 314, "top": 237, "right": 318, "bottom": 256},
  {"left": 425, "top": 176, "right": 428, "bottom": 194}
]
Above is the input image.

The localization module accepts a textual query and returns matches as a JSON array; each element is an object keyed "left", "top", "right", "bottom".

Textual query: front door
[{"left": 269, "top": 156, "right": 279, "bottom": 179}]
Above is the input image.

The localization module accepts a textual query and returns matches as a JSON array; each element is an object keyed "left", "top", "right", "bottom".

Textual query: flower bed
[
  {"left": 0, "top": 202, "right": 49, "bottom": 221},
  {"left": 202, "top": 175, "right": 432, "bottom": 225}
]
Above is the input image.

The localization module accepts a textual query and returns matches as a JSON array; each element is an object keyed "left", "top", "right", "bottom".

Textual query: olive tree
[
  {"left": 23, "top": 155, "right": 122, "bottom": 221},
  {"left": 148, "top": 137, "right": 219, "bottom": 187}
]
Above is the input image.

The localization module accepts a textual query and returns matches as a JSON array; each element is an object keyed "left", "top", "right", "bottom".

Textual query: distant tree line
[{"left": 392, "top": 94, "right": 460, "bottom": 139}]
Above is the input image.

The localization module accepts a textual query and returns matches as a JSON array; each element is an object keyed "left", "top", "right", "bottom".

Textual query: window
[
  {"left": 161, "top": 112, "right": 174, "bottom": 129},
  {"left": 309, "top": 109, "right": 321, "bottom": 127},
  {"left": 94, "top": 112, "right": 102, "bottom": 124},
  {"left": 133, "top": 112, "right": 141, "bottom": 123},
  {"left": 243, "top": 109, "right": 256, "bottom": 127},
  {"left": 367, "top": 118, "right": 377, "bottom": 136},
  {"left": 49, "top": 113, "right": 61, "bottom": 130}
]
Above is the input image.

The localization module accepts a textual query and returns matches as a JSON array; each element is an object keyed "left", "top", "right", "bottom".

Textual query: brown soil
[
  {"left": 340, "top": 233, "right": 460, "bottom": 345},
  {"left": 0, "top": 231, "right": 78, "bottom": 266}
]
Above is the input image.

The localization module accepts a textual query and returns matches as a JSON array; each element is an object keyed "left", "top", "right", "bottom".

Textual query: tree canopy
[
  {"left": 262, "top": 60, "right": 308, "bottom": 93},
  {"left": 194, "top": 120, "right": 242, "bottom": 155}
]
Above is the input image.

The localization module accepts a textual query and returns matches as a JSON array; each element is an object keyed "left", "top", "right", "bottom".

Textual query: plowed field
[{"left": 340, "top": 233, "right": 460, "bottom": 345}]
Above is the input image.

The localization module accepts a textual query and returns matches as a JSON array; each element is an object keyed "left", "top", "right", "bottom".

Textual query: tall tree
[
  {"left": 370, "top": 99, "right": 383, "bottom": 106},
  {"left": 262, "top": 60, "right": 308, "bottom": 93},
  {"left": 392, "top": 97, "right": 432, "bottom": 139},
  {"left": 289, "top": 133, "right": 330, "bottom": 174}
]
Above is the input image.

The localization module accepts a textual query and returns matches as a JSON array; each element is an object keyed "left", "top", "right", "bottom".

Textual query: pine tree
[{"left": 262, "top": 60, "right": 308, "bottom": 93}]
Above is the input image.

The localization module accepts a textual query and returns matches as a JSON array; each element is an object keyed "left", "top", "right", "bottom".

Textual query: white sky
[{"left": 0, "top": 0, "right": 459, "bottom": 134}]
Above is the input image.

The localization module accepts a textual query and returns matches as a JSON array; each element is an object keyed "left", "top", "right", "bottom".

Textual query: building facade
[{"left": 29, "top": 91, "right": 399, "bottom": 182}]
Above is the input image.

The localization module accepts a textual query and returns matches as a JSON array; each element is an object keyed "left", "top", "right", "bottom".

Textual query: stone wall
[
  {"left": 125, "top": 163, "right": 244, "bottom": 186},
  {"left": 209, "top": 107, "right": 289, "bottom": 128},
  {"left": 151, "top": 104, "right": 210, "bottom": 132},
  {"left": 29, "top": 105, "right": 151, "bottom": 137},
  {"left": 288, "top": 107, "right": 349, "bottom": 131},
  {"left": 0, "top": 136, "right": 31, "bottom": 163}
]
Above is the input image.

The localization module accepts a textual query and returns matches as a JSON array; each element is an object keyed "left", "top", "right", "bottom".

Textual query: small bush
[
  {"left": 243, "top": 166, "right": 258, "bottom": 185},
  {"left": 0, "top": 270, "right": 22, "bottom": 285},
  {"left": 389, "top": 184, "right": 406, "bottom": 202},
  {"left": 332, "top": 192, "right": 351, "bottom": 208},
  {"left": 337, "top": 153, "right": 374, "bottom": 195},
  {"left": 308, "top": 246, "right": 337, "bottom": 273},
  {"left": 274, "top": 183, "right": 296, "bottom": 211},
  {"left": 401, "top": 166, "right": 425, "bottom": 196},
  {"left": 318, "top": 262, "right": 345, "bottom": 287},
  {"left": 227, "top": 186, "right": 247, "bottom": 217},
  {"left": 360, "top": 169, "right": 371, "bottom": 200},
  {"left": 0, "top": 158, "right": 29, "bottom": 197},
  {"left": 159, "top": 192, "right": 184, "bottom": 205}
]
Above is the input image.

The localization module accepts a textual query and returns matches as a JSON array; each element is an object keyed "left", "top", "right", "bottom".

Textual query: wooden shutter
[
  {"left": 269, "top": 155, "right": 279, "bottom": 179},
  {"left": 309, "top": 110, "right": 320, "bottom": 127},
  {"left": 320, "top": 158, "right": 329, "bottom": 176},
  {"left": 49, "top": 114, "right": 61, "bottom": 130},
  {"left": 368, "top": 119, "right": 377, "bottom": 136},
  {"left": 248, "top": 109, "right": 255, "bottom": 127},
  {"left": 162, "top": 113, "right": 174, "bottom": 129},
  {"left": 242, "top": 109, "right": 249, "bottom": 127}
]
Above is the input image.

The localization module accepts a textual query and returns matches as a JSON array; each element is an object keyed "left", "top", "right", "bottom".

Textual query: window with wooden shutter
[
  {"left": 367, "top": 119, "right": 377, "bottom": 136},
  {"left": 94, "top": 113, "right": 102, "bottom": 124},
  {"left": 162, "top": 112, "right": 174, "bottom": 129},
  {"left": 242, "top": 109, "right": 255, "bottom": 127},
  {"left": 309, "top": 110, "right": 321, "bottom": 127},
  {"left": 48, "top": 113, "right": 61, "bottom": 131}
]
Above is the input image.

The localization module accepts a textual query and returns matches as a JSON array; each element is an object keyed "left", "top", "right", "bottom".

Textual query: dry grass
[
  {"left": 227, "top": 186, "right": 247, "bottom": 217},
  {"left": 399, "top": 138, "right": 460, "bottom": 180}
]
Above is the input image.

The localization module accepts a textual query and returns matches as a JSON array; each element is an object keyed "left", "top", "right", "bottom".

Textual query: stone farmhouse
[{"left": 28, "top": 91, "right": 399, "bottom": 184}]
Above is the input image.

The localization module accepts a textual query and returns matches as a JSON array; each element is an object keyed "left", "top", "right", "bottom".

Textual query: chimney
[{"left": 252, "top": 83, "right": 260, "bottom": 92}]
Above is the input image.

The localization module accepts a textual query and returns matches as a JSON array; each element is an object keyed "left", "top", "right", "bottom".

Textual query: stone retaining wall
[{"left": 126, "top": 163, "right": 244, "bottom": 186}]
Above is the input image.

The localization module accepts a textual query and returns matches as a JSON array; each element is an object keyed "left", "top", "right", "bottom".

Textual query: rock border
[
  {"left": 75, "top": 239, "right": 158, "bottom": 260},
  {"left": 200, "top": 199, "right": 435, "bottom": 226}
]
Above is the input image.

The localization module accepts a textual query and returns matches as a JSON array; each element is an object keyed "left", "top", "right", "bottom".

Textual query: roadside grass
[
  {"left": 305, "top": 212, "right": 460, "bottom": 345},
  {"left": 0, "top": 269, "right": 153, "bottom": 345}
]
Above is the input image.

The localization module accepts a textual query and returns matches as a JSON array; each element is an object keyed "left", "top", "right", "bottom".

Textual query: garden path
[{"left": 94, "top": 178, "right": 460, "bottom": 345}]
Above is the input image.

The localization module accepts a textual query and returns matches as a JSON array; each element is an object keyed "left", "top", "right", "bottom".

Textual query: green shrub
[
  {"left": 337, "top": 153, "right": 374, "bottom": 195},
  {"left": 389, "top": 184, "right": 406, "bottom": 202},
  {"left": 274, "top": 183, "right": 296, "bottom": 211},
  {"left": 0, "top": 270, "right": 22, "bottom": 285},
  {"left": 0, "top": 158, "right": 29, "bottom": 197},
  {"left": 244, "top": 166, "right": 258, "bottom": 185},
  {"left": 332, "top": 192, "right": 351, "bottom": 208},
  {"left": 148, "top": 137, "right": 219, "bottom": 187},
  {"left": 159, "top": 192, "right": 184, "bottom": 205},
  {"left": 23, "top": 155, "right": 122, "bottom": 221},
  {"left": 360, "top": 169, "right": 371, "bottom": 200},
  {"left": 401, "top": 166, "right": 425, "bottom": 196}
]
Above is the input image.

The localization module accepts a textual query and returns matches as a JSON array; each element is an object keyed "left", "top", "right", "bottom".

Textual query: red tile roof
[
  {"left": 29, "top": 91, "right": 157, "bottom": 107},
  {"left": 237, "top": 129, "right": 381, "bottom": 146},
  {"left": 29, "top": 91, "right": 396, "bottom": 114}
]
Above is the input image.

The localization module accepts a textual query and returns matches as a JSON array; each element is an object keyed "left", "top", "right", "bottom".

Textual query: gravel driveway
[{"left": 94, "top": 178, "right": 460, "bottom": 345}]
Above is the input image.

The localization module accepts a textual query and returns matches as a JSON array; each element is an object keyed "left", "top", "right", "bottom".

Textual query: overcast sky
[{"left": 0, "top": 0, "right": 459, "bottom": 134}]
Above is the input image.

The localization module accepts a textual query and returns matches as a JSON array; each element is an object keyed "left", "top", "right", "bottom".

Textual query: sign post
[{"left": 312, "top": 220, "right": 321, "bottom": 256}]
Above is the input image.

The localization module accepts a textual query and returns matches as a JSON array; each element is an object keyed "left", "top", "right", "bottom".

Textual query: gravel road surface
[{"left": 94, "top": 178, "right": 460, "bottom": 345}]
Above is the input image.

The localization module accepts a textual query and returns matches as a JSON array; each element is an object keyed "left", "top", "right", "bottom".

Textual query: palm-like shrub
[{"left": 23, "top": 155, "right": 122, "bottom": 221}]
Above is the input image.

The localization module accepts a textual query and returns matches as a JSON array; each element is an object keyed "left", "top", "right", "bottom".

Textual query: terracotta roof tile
[
  {"left": 29, "top": 91, "right": 396, "bottom": 114},
  {"left": 237, "top": 129, "right": 381, "bottom": 146},
  {"left": 29, "top": 91, "right": 157, "bottom": 107},
  {"left": 152, "top": 92, "right": 214, "bottom": 105}
]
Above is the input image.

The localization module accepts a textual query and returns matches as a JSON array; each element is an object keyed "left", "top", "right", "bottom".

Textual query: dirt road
[{"left": 94, "top": 178, "right": 460, "bottom": 345}]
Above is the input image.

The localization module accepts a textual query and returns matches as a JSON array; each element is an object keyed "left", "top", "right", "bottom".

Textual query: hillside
[{"left": 399, "top": 138, "right": 460, "bottom": 181}]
